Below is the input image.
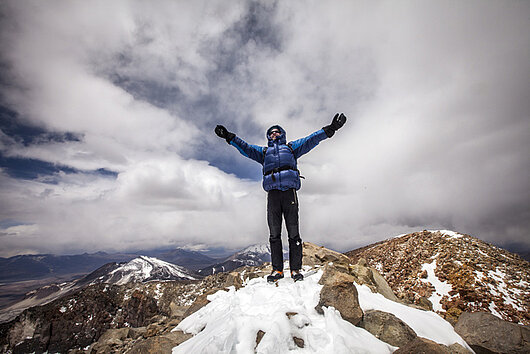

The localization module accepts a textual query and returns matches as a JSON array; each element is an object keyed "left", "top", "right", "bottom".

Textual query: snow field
[{"left": 173, "top": 269, "right": 470, "bottom": 353}]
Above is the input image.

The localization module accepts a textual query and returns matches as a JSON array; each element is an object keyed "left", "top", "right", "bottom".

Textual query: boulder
[
  {"left": 125, "top": 330, "right": 192, "bottom": 354},
  {"left": 417, "top": 296, "right": 434, "bottom": 311},
  {"left": 448, "top": 343, "right": 474, "bottom": 353},
  {"left": 324, "top": 258, "right": 398, "bottom": 303},
  {"left": 90, "top": 328, "right": 130, "bottom": 352},
  {"left": 394, "top": 337, "right": 451, "bottom": 353},
  {"left": 303, "top": 242, "right": 351, "bottom": 267},
  {"left": 369, "top": 266, "right": 399, "bottom": 302},
  {"left": 318, "top": 264, "right": 357, "bottom": 286},
  {"left": 455, "top": 312, "right": 530, "bottom": 354},
  {"left": 358, "top": 310, "right": 417, "bottom": 347},
  {"left": 315, "top": 280, "right": 363, "bottom": 326},
  {"left": 128, "top": 327, "right": 147, "bottom": 340}
]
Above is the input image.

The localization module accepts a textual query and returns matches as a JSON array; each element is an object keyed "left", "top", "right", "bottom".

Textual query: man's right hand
[{"left": 215, "top": 125, "right": 235, "bottom": 144}]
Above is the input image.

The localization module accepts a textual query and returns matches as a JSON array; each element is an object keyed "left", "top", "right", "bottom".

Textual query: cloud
[{"left": 0, "top": 0, "right": 529, "bottom": 256}]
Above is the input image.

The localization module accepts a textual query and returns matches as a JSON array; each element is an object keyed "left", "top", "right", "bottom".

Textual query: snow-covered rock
[{"left": 172, "top": 269, "right": 471, "bottom": 353}]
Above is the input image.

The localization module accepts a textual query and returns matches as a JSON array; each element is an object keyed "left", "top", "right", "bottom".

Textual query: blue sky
[{"left": 0, "top": 0, "right": 529, "bottom": 257}]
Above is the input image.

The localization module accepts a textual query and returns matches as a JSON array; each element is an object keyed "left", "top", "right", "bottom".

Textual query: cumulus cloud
[{"left": 0, "top": 0, "right": 529, "bottom": 256}]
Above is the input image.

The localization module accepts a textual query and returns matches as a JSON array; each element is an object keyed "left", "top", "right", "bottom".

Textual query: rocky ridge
[{"left": 345, "top": 230, "right": 530, "bottom": 325}]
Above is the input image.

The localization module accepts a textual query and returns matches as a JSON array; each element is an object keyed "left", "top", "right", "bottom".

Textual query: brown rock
[
  {"left": 125, "top": 330, "right": 192, "bottom": 354},
  {"left": 394, "top": 337, "right": 451, "bottom": 353},
  {"left": 417, "top": 296, "right": 434, "bottom": 311},
  {"left": 448, "top": 343, "right": 473, "bottom": 353},
  {"left": 293, "top": 336, "right": 304, "bottom": 348},
  {"left": 315, "top": 280, "right": 363, "bottom": 326},
  {"left": 358, "top": 310, "right": 417, "bottom": 348},
  {"left": 255, "top": 330, "right": 265, "bottom": 348},
  {"left": 303, "top": 242, "right": 351, "bottom": 267},
  {"left": 318, "top": 264, "right": 356, "bottom": 286},
  {"left": 455, "top": 312, "right": 530, "bottom": 354},
  {"left": 90, "top": 328, "right": 130, "bottom": 352},
  {"left": 444, "top": 307, "right": 463, "bottom": 327},
  {"left": 370, "top": 267, "right": 399, "bottom": 302}
]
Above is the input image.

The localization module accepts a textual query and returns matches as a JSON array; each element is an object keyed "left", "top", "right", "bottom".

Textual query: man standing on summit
[{"left": 215, "top": 113, "right": 346, "bottom": 282}]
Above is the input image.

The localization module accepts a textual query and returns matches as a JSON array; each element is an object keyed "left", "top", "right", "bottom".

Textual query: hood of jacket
[{"left": 266, "top": 125, "right": 287, "bottom": 146}]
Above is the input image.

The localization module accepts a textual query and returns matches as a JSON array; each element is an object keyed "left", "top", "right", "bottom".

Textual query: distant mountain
[
  {"left": 198, "top": 244, "right": 280, "bottom": 276},
  {"left": 0, "top": 248, "right": 219, "bottom": 283},
  {"left": 94, "top": 256, "right": 197, "bottom": 285},
  {"left": 0, "top": 256, "right": 197, "bottom": 323},
  {"left": 345, "top": 230, "right": 529, "bottom": 325}
]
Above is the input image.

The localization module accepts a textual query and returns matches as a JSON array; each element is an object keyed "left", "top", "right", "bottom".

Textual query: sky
[{"left": 0, "top": 0, "right": 529, "bottom": 257}]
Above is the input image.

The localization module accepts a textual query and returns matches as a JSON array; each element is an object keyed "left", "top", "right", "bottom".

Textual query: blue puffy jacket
[{"left": 230, "top": 125, "right": 328, "bottom": 191}]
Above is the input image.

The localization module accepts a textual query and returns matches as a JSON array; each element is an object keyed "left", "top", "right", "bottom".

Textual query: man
[{"left": 215, "top": 113, "right": 346, "bottom": 282}]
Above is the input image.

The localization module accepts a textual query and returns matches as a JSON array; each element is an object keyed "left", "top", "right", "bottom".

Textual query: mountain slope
[{"left": 345, "top": 230, "right": 530, "bottom": 325}]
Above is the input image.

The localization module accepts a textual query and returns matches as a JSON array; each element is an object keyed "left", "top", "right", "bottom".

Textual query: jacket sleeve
[
  {"left": 289, "top": 129, "right": 328, "bottom": 159},
  {"left": 229, "top": 136, "right": 265, "bottom": 164}
]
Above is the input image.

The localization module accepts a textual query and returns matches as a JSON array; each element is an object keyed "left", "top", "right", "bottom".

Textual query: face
[{"left": 269, "top": 129, "right": 281, "bottom": 140}]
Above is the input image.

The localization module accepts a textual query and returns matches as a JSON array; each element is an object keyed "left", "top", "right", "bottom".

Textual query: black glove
[
  {"left": 322, "top": 113, "right": 347, "bottom": 138},
  {"left": 215, "top": 125, "right": 235, "bottom": 144}
]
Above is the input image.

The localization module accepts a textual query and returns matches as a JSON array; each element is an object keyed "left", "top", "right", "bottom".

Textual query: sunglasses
[{"left": 269, "top": 130, "right": 281, "bottom": 136}]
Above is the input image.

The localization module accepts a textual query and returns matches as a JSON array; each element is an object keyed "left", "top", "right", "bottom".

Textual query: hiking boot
[
  {"left": 267, "top": 270, "right": 284, "bottom": 283},
  {"left": 291, "top": 269, "right": 304, "bottom": 282}
]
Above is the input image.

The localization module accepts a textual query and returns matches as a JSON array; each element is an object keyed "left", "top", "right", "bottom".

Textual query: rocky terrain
[
  {"left": 0, "top": 271, "right": 243, "bottom": 353},
  {"left": 0, "top": 235, "right": 528, "bottom": 353},
  {"left": 345, "top": 230, "right": 530, "bottom": 326}
]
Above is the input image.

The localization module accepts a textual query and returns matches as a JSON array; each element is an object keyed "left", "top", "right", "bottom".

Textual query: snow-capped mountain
[
  {"left": 98, "top": 256, "right": 197, "bottom": 285},
  {"left": 198, "top": 244, "right": 279, "bottom": 275},
  {"left": 345, "top": 230, "right": 530, "bottom": 326},
  {"left": 0, "top": 257, "right": 196, "bottom": 323}
]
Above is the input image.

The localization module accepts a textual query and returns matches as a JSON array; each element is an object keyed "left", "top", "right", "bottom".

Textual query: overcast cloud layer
[{"left": 0, "top": 0, "right": 529, "bottom": 257}]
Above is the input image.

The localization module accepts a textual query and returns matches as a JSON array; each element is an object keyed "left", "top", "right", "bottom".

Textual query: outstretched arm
[
  {"left": 215, "top": 125, "right": 265, "bottom": 164},
  {"left": 289, "top": 129, "right": 328, "bottom": 159},
  {"left": 290, "top": 113, "right": 347, "bottom": 158}
]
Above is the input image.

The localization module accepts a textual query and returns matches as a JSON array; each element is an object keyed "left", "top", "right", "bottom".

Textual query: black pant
[{"left": 267, "top": 189, "right": 302, "bottom": 272}]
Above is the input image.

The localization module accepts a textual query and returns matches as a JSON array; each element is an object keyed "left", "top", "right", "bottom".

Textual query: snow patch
[
  {"left": 356, "top": 285, "right": 470, "bottom": 349},
  {"left": 420, "top": 260, "right": 453, "bottom": 312},
  {"left": 430, "top": 230, "right": 464, "bottom": 239}
]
